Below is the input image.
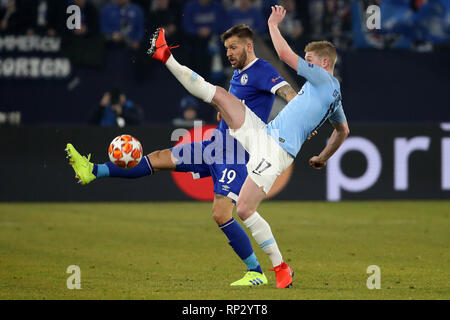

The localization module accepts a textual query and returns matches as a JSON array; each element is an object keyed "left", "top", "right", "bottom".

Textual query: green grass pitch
[{"left": 0, "top": 201, "right": 449, "bottom": 300}]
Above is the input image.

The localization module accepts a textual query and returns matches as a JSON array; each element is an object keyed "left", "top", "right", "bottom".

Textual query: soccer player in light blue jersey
[{"left": 147, "top": 5, "right": 349, "bottom": 288}]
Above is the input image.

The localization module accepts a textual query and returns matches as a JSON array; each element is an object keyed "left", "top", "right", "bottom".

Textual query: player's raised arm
[{"left": 268, "top": 5, "right": 299, "bottom": 71}]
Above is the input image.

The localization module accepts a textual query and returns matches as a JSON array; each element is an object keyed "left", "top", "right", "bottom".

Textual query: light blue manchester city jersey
[{"left": 266, "top": 57, "right": 347, "bottom": 157}]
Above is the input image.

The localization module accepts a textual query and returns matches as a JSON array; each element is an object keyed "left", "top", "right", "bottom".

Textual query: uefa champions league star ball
[{"left": 108, "top": 134, "right": 143, "bottom": 169}]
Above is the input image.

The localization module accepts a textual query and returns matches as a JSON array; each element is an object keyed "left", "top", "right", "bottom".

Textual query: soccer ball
[{"left": 108, "top": 134, "right": 143, "bottom": 169}]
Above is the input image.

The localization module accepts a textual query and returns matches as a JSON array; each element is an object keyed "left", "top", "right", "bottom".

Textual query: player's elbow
[
  {"left": 336, "top": 126, "right": 349, "bottom": 139},
  {"left": 341, "top": 128, "right": 350, "bottom": 140},
  {"left": 343, "top": 127, "right": 350, "bottom": 137},
  {"left": 336, "top": 122, "right": 350, "bottom": 138}
]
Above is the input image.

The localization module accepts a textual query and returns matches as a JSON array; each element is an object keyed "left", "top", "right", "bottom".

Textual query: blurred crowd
[
  {"left": 1, "top": 0, "right": 448, "bottom": 51},
  {"left": 1, "top": 0, "right": 448, "bottom": 126}
]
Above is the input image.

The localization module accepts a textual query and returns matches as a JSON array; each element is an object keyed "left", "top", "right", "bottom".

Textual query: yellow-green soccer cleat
[
  {"left": 230, "top": 271, "right": 268, "bottom": 287},
  {"left": 65, "top": 143, "right": 96, "bottom": 185}
]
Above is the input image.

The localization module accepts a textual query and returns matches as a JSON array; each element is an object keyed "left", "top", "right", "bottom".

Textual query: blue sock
[
  {"left": 93, "top": 156, "right": 154, "bottom": 179},
  {"left": 219, "top": 218, "right": 263, "bottom": 274}
]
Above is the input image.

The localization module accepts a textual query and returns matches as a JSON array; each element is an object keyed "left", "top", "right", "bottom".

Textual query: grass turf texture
[{"left": 0, "top": 201, "right": 449, "bottom": 300}]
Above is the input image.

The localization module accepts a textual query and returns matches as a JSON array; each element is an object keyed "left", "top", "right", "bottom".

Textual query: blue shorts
[{"left": 171, "top": 139, "right": 249, "bottom": 202}]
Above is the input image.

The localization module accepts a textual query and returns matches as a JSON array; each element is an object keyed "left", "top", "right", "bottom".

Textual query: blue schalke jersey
[{"left": 216, "top": 58, "right": 287, "bottom": 139}]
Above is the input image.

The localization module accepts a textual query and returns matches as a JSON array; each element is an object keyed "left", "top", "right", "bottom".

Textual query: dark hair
[{"left": 221, "top": 24, "right": 254, "bottom": 43}]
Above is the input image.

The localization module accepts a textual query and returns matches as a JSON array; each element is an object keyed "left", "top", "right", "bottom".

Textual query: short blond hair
[{"left": 305, "top": 41, "right": 337, "bottom": 70}]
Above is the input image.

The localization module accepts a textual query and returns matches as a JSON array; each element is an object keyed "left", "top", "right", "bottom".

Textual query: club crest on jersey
[{"left": 241, "top": 73, "right": 248, "bottom": 85}]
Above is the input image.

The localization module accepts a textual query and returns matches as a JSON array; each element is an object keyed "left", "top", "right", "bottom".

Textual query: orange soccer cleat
[
  {"left": 147, "top": 27, "right": 179, "bottom": 64},
  {"left": 269, "top": 262, "right": 294, "bottom": 288}
]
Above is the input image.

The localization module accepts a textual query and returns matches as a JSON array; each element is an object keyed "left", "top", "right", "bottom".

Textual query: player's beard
[{"left": 235, "top": 49, "right": 248, "bottom": 70}]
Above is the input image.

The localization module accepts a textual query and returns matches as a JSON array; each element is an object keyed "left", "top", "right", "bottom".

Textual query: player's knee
[
  {"left": 147, "top": 150, "right": 160, "bottom": 164},
  {"left": 148, "top": 150, "right": 162, "bottom": 159},
  {"left": 212, "top": 196, "right": 234, "bottom": 225},
  {"left": 212, "top": 87, "right": 234, "bottom": 111},
  {"left": 236, "top": 201, "right": 254, "bottom": 221},
  {"left": 212, "top": 86, "right": 227, "bottom": 103},
  {"left": 212, "top": 207, "right": 231, "bottom": 226},
  {"left": 212, "top": 210, "right": 227, "bottom": 226},
  {"left": 148, "top": 149, "right": 175, "bottom": 171}
]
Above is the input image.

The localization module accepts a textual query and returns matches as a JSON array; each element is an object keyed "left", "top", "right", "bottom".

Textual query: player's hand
[
  {"left": 307, "top": 130, "right": 318, "bottom": 140},
  {"left": 309, "top": 156, "right": 326, "bottom": 170},
  {"left": 268, "top": 5, "right": 286, "bottom": 27}
]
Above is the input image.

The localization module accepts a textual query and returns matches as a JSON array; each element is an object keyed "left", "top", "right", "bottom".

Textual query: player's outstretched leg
[
  {"left": 148, "top": 28, "right": 246, "bottom": 131},
  {"left": 237, "top": 177, "right": 294, "bottom": 288},
  {"left": 66, "top": 143, "right": 268, "bottom": 287},
  {"left": 65, "top": 144, "right": 175, "bottom": 185}
]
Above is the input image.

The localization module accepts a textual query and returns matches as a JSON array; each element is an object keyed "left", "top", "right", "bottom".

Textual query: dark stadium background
[{"left": 1, "top": 0, "right": 449, "bottom": 202}]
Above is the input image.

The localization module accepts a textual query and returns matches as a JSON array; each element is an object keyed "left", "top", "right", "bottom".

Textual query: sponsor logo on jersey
[
  {"left": 241, "top": 73, "right": 248, "bottom": 85},
  {"left": 308, "top": 63, "right": 314, "bottom": 68},
  {"left": 271, "top": 76, "right": 281, "bottom": 83},
  {"left": 279, "top": 137, "right": 285, "bottom": 143}
]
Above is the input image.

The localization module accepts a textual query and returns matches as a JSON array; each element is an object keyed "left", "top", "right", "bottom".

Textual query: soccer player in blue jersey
[
  {"left": 66, "top": 24, "right": 300, "bottom": 288},
  {"left": 146, "top": 5, "right": 349, "bottom": 288}
]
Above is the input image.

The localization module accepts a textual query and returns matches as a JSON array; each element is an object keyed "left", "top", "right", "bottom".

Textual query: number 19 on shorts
[{"left": 219, "top": 169, "right": 236, "bottom": 184}]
